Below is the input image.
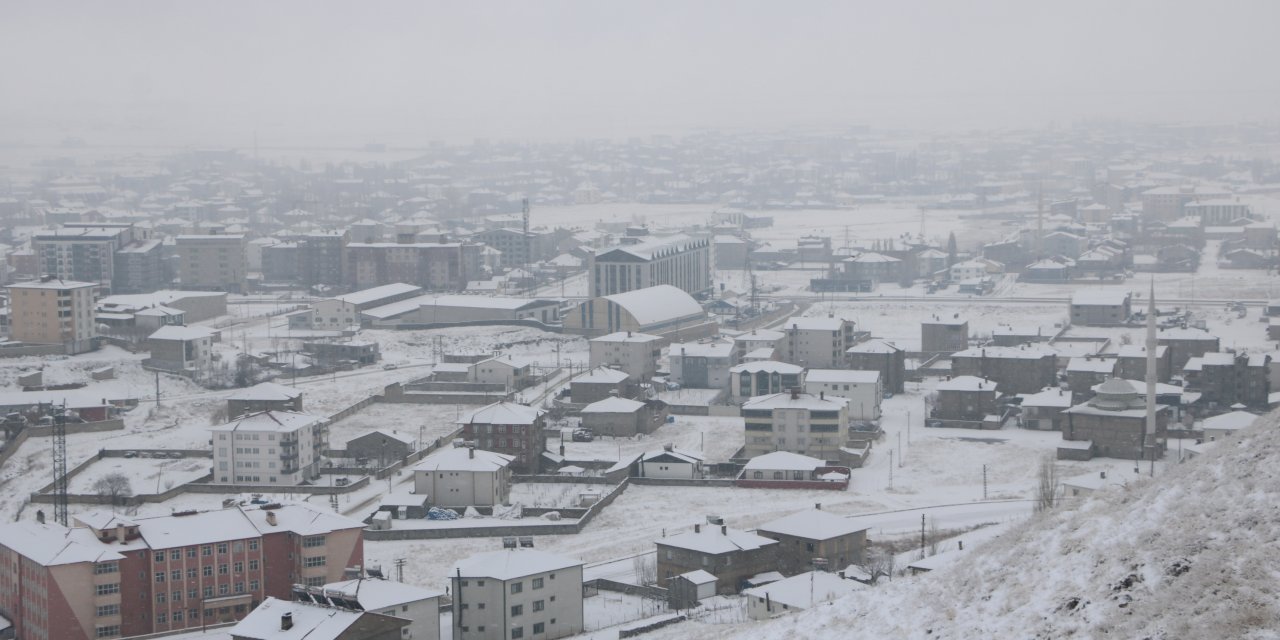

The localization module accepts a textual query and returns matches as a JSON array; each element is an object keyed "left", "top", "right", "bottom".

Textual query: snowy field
[
  {"left": 558, "top": 415, "right": 745, "bottom": 463},
  {"left": 325, "top": 402, "right": 464, "bottom": 452},
  {"left": 66, "top": 455, "right": 210, "bottom": 495}
]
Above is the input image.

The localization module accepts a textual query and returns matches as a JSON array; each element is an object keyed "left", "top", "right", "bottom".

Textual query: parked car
[{"left": 572, "top": 429, "right": 594, "bottom": 442}]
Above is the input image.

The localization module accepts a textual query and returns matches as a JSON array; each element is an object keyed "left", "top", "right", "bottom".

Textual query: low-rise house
[
  {"left": 756, "top": 507, "right": 869, "bottom": 575},
  {"left": 729, "top": 360, "right": 804, "bottom": 401},
  {"left": 1066, "top": 356, "right": 1117, "bottom": 402},
  {"left": 931, "top": 376, "right": 1000, "bottom": 428},
  {"left": 210, "top": 411, "right": 323, "bottom": 485},
  {"left": 737, "top": 451, "right": 850, "bottom": 490},
  {"left": 1116, "top": 344, "right": 1173, "bottom": 382},
  {"left": 638, "top": 445, "right": 704, "bottom": 479},
  {"left": 579, "top": 396, "right": 664, "bottom": 437},
  {"left": 457, "top": 402, "right": 546, "bottom": 474},
  {"left": 322, "top": 577, "right": 444, "bottom": 640},
  {"left": 375, "top": 491, "right": 431, "bottom": 520},
  {"left": 230, "top": 597, "right": 407, "bottom": 640},
  {"left": 1061, "top": 378, "right": 1169, "bottom": 460},
  {"left": 1201, "top": 410, "right": 1257, "bottom": 441},
  {"left": 451, "top": 549, "right": 584, "bottom": 640},
  {"left": 411, "top": 446, "right": 514, "bottom": 507},
  {"left": 667, "top": 570, "right": 718, "bottom": 609},
  {"left": 656, "top": 522, "right": 779, "bottom": 593},
  {"left": 803, "top": 369, "right": 882, "bottom": 420},
  {"left": 345, "top": 430, "right": 416, "bottom": 466},
  {"left": 742, "top": 390, "right": 849, "bottom": 460},
  {"left": 469, "top": 355, "right": 536, "bottom": 392},
  {"left": 669, "top": 340, "right": 739, "bottom": 389},
  {"left": 226, "top": 381, "right": 303, "bottom": 418},
  {"left": 744, "top": 571, "right": 863, "bottom": 620},
  {"left": 1018, "top": 387, "right": 1072, "bottom": 431},
  {"left": 1069, "top": 290, "right": 1132, "bottom": 326},
  {"left": 1060, "top": 471, "right": 1125, "bottom": 498},
  {"left": 145, "top": 324, "right": 220, "bottom": 373},
  {"left": 569, "top": 366, "right": 632, "bottom": 404},
  {"left": 846, "top": 340, "right": 906, "bottom": 394}
]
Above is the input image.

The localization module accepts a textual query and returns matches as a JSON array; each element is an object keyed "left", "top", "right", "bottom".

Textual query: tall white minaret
[{"left": 1144, "top": 279, "right": 1158, "bottom": 452}]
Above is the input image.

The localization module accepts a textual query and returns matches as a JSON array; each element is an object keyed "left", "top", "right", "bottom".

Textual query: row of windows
[
  {"left": 155, "top": 560, "right": 258, "bottom": 582},
  {"left": 154, "top": 541, "right": 258, "bottom": 562}
]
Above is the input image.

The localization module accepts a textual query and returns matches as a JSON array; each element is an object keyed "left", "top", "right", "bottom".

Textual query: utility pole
[
  {"left": 982, "top": 464, "right": 988, "bottom": 500},
  {"left": 897, "top": 432, "right": 903, "bottom": 468},
  {"left": 920, "top": 514, "right": 927, "bottom": 557},
  {"left": 395, "top": 558, "right": 406, "bottom": 583},
  {"left": 888, "top": 450, "right": 894, "bottom": 489},
  {"left": 155, "top": 370, "right": 161, "bottom": 407}
]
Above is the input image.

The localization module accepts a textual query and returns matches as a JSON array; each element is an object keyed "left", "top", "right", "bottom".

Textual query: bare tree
[
  {"left": 632, "top": 554, "right": 657, "bottom": 586},
  {"left": 928, "top": 521, "right": 942, "bottom": 556},
  {"left": 861, "top": 547, "right": 895, "bottom": 583},
  {"left": 93, "top": 472, "right": 134, "bottom": 507},
  {"left": 1036, "top": 455, "right": 1059, "bottom": 512}
]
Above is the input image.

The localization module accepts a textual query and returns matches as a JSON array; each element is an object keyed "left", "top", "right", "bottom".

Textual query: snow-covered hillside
[{"left": 665, "top": 412, "right": 1280, "bottom": 640}]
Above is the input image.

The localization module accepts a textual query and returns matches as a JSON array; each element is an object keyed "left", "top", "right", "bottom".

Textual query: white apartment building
[
  {"left": 668, "top": 340, "right": 739, "bottom": 389},
  {"left": 588, "top": 234, "right": 712, "bottom": 297},
  {"left": 305, "top": 283, "right": 423, "bottom": 331},
  {"left": 742, "top": 389, "right": 850, "bottom": 459},
  {"left": 803, "top": 369, "right": 883, "bottom": 420},
  {"left": 781, "top": 316, "right": 857, "bottom": 369},
  {"left": 323, "top": 578, "right": 444, "bottom": 640},
  {"left": 6, "top": 279, "right": 98, "bottom": 354},
  {"left": 451, "top": 549, "right": 584, "bottom": 640},
  {"left": 210, "top": 411, "right": 323, "bottom": 485},
  {"left": 412, "top": 446, "right": 514, "bottom": 507},
  {"left": 588, "top": 331, "right": 662, "bottom": 381},
  {"left": 175, "top": 234, "right": 248, "bottom": 293}
]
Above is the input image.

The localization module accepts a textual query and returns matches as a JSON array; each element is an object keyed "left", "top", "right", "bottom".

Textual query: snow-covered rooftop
[
  {"left": 783, "top": 316, "right": 850, "bottom": 332},
  {"left": 580, "top": 396, "right": 646, "bottom": 414},
  {"left": 742, "top": 451, "right": 827, "bottom": 472},
  {"left": 332, "top": 283, "right": 422, "bottom": 306},
  {"left": 805, "top": 369, "right": 880, "bottom": 384},
  {"left": 412, "top": 446, "right": 514, "bottom": 473},
  {"left": 0, "top": 522, "right": 126, "bottom": 566},
  {"left": 592, "top": 331, "right": 662, "bottom": 344},
  {"left": 729, "top": 360, "right": 804, "bottom": 375},
  {"left": 230, "top": 597, "right": 389, "bottom": 640},
  {"left": 758, "top": 508, "right": 870, "bottom": 541},
  {"left": 743, "top": 392, "right": 848, "bottom": 412},
  {"left": 658, "top": 525, "right": 777, "bottom": 555},
  {"left": 1203, "top": 411, "right": 1257, "bottom": 432},
  {"left": 323, "top": 578, "right": 443, "bottom": 610},
  {"left": 743, "top": 570, "right": 863, "bottom": 609},
  {"left": 937, "top": 376, "right": 997, "bottom": 392},
  {"left": 148, "top": 325, "right": 218, "bottom": 341},
  {"left": 1071, "top": 290, "right": 1131, "bottom": 306},
  {"left": 226, "top": 381, "right": 302, "bottom": 402},
  {"left": 209, "top": 410, "right": 320, "bottom": 434},
  {"left": 574, "top": 367, "right": 630, "bottom": 384},
  {"left": 457, "top": 401, "right": 544, "bottom": 426},
  {"left": 1067, "top": 357, "right": 1118, "bottom": 373},
  {"left": 453, "top": 549, "right": 581, "bottom": 581},
  {"left": 601, "top": 285, "right": 704, "bottom": 326},
  {"left": 670, "top": 340, "right": 736, "bottom": 359}
]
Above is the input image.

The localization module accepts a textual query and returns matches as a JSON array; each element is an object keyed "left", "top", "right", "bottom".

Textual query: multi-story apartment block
[
  {"left": 1158, "top": 327, "right": 1221, "bottom": 371},
  {"left": 1141, "top": 185, "right": 1232, "bottom": 221},
  {"left": 782, "top": 316, "right": 857, "bottom": 369},
  {"left": 112, "top": 239, "right": 166, "bottom": 294},
  {"left": 668, "top": 340, "right": 739, "bottom": 389},
  {"left": 1069, "top": 290, "right": 1132, "bottom": 326},
  {"left": 742, "top": 389, "right": 850, "bottom": 459},
  {"left": 655, "top": 522, "right": 778, "bottom": 594},
  {"left": 210, "top": 411, "right": 324, "bottom": 486},
  {"left": 6, "top": 278, "right": 98, "bottom": 354},
  {"left": 729, "top": 360, "right": 805, "bottom": 400},
  {"left": 588, "top": 331, "right": 662, "bottom": 381},
  {"left": 803, "top": 369, "right": 882, "bottom": 420},
  {"left": 846, "top": 339, "right": 907, "bottom": 394},
  {"left": 345, "top": 243, "right": 480, "bottom": 291},
  {"left": 472, "top": 228, "right": 556, "bottom": 268},
  {"left": 176, "top": 234, "right": 248, "bottom": 293},
  {"left": 456, "top": 402, "right": 546, "bottom": 474},
  {"left": 950, "top": 345, "right": 1058, "bottom": 395},
  {"left": 32, "top": 225, "right": 139, "bottom": 294},
  {"left": 588, "top": 234, "right": 712, "bottom": 297},
  {"left": 0, "top": 504, "right": 364, "bottom": 639},
  {"left": 297, "top": 230, "right": 349, "bottom": 287},
  {"left": 451, "top": 549, "right": 584, "bottom": 640}
]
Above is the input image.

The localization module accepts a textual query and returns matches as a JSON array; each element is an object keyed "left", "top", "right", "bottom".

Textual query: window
[
  {"left": 235, "top": 582, "right": 245, "bottom": 594},
  {"left": 95, "top": 625, "right": 120, "bottom": 638},
  {"left": 532, "top": 577, "right": 544, "bottom": 589},
  {"left": 201, "top": 545, "right": 212, "bottom": 556},
  {"left": 302, "top": 535, "right": 326, "bottom": 548},
  {"left": 189, "top": 589, "right": 198, "bottom": 600},
  {"left": 172, "top": 590, "right": 181, "bottom": 601},
  {"left": 189, "top": 609, "right": 199, "bottom": 620},
  {"left": 217, "top": 543, "right": 228, "bottom": 555},
  {"left": 96, "top": 604, "right": 120, "bottom": 617},
  {"left": 249, "top": 580, "right": 259, "bottom": 591},
  {"left": 203, "top": 586, "right": 213, "bottom": 599},
  {"left": 187, "top": 568, "right": 197, "bottom": 579},
  {"left": 511, "top": 627, "right": 524, "bottom": 639},
  {"left": 171, "top": 570, "right": 181, "bottom": 580},
  {"left": 533, "top": 623, "right": 545, "bottom": 634},
  {"left": 477, "top": 603, "right": 485, "bottom": 610},
  {"left": 219, "top": 564, "right": 229, "bottom": 575},
  {"left": 155, "top": 572, "right": 166, "bottom": 583},
  {"left": 218, "top": 584, "right": 228, "bottom": 595},
  {"left": 157, "top": 613, "right": 167, "bottom": 624},
  {"left": 154, "top": 551, "right": 166, "bottom": 563},
  {"left": 511, "top": 605, "right": 523, "bottom": 617},
  {"left": 234, "top": 561, "right": 243, "bottom": 573},
  {"left": 510, "top": 582, "right": 523, "bottom": 594},
  {"left": 203, "top": 566, "right": 213, "bottom": 577},
  {"left": 157, "top": 593, "right": 166, "bottom": 604},
  {"left": 248, "top": 559, "right": 259, "bottom": 571},
  {"left": 304, "top": 556, "right": 326, "bottom": 568},
  {"left": 94, "top": 562, "right": 118, "bottom": 575},
  {"left": 533, "top": 600, "right": 545, "bottom": 612},
  {"left": 249, "top": 540, "right": 259, "bottom": 551},
  {"left": 171, "top": 549, "right": 181, "bottom": 561},
  {"left": 172, "top": 610, "right": 183, "bottom": 622}
]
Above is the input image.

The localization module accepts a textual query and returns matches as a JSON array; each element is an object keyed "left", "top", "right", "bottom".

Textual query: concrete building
[
  {"left": 579, "top": 397, "right": 663, "bottom": 437},
  {"left": 411, "top": 446, "right": 513, "bottom": 507},
  {"left": 210, "top": 411, "right": 324, "bottom": 486},
  {"left": 1158, "top": 327, "right": 1221, "bottom": 371},
  {"left": 846, "top": 339, "right": 906, "bottom": 394},
  {"left": 97, "top": 290, "right": 228, "bottom": 323},
  {"left": 756, "top": 507, "right": 869, "bottom": 576},
  {"left": 0, "top": 504, "right": 365, "bottom": 639},
  {"left": 176, "top": 234, "right": 248, "bottom": 293},
  {"left": 729, "top": 360, "right": 804, "bottom": 401},
  {"left": 301, "top": 283, "right": 423, "bottom": 331},
  {"left": 31, "top": 224, "right": 160, "bottom": 294},
  {"left": 588, "top": 331, "right": 662, "bottom": 382},
  {"left": 345, "top": 242, "right": 480, "bottom": 291},
  {"left": 742, "top": 389, "right": 850, "bottom": 459},
  {"left": 563, "top": 285, "right": 712, "bottom": 339},
  {"left": 1069, "top": 290, "right": 1131, "bottom": 326},
  {"left": 921, "top": 318, "right": 969, "bottom": 356},
  {"left": 713, "top": 235, "right": 748, "bottom": 269},
  {"left": 297, "top": 230, "right": 349, "bottom": 287},
  {"left": 1065, "top": 356, "right": 1117, "bottom": 402},
  {"left": 569, "top": 367, "right": 632, "bottom": 404},
  {"left": 1116, "top": 344, "right": 1173, "bottom": 383},
  {"left": 1201, "top": 411, "right": 1257, "bottom": 441},
  {"left": 226, "top": 382, "right": 303, "bottom": 418},
  {"left": 588, "top": 234, "right": 712, "bottom": 297},
  {"left": 931, "top": 376, "right": 1000, "bottom": 427},
  {"left": 1141, "top": 185, "right": 1232, "bottom": 221},
  {"left": 451, "top": 549, "right": 584, "bottom": 640},
  {"left": 230, "top": 597, "right": 406, "bottom": 640},
  {"left": 361, "top": 294, "right": 560, "bottom": 328},
  {"left": 345, "top": 430, "right": 416, "bottom": 466},
  {"left": 468, "top": 356, "right": 536, "bottom": 392},
  {"left": 803, "top": 369, "right": 882, "bottom": 420},
  {"left": 1062, "top": 378, "right": 1168, "bottom": 460},
  {"left": 1187, "top": 352, "right": 1271, "bottom": 409},
  {"left": 1018, "top": 387, "right": 1072, "bottom": 431},
  {"left": 950, "top": 345, "right": 1058, "bottom": 395},
  {"left": 669, "top": 340, "right": 739, "bottom": 389},
  {"left": 321, "top": 577, "right": 443, "bottom": 640},
  {"left": 733, "top": 328, "right": 786, "bottom": 357},
  {"left": 781, "top": 316, "right": 858, "bottom": 369},
  {"left": 456, "top": 402, "right": 546, "bottom": 474},
  {"left": 656, "top": 522, "right": 778, "bottom": 593},
  {"left": 145, "top": 325, "right": 220, "bottom": 373},
  {"left": 6, "top": 279, "right": 98, "bottom": 353}
]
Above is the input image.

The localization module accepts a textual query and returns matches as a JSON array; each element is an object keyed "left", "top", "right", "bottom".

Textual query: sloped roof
[
  {"left": 457, "top": 401, "right": 544, "bottom": 426},
  {"left": 453, "top": 549, "right": 581, "bottom": 580},
  {"left": 412, "top": 447, "right": 515, "bottom": 472},
  {"left": 601, "top": 285, "right": 704, "bottom": 326},
  {"left": 758, "top": 508, "right": 869, "bottom": 541}
]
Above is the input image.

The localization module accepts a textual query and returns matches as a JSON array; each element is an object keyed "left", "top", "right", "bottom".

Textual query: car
[
  {"left": 926, "top": 419, "right": 944, "bottom": 429},
  {"left": 572, "top": 429, "right": 594, "bottom": 442},
  {"left": 383, "top": 363, "right": 399, "bottom": 370}
]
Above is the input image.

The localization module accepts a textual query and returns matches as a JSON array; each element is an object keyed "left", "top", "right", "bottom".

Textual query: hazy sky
[{"left": 3, "top": 0, "right": 1278, "bottom": 147}]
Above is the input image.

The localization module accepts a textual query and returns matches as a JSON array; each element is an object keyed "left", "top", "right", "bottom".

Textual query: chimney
[
  {"left": 694, "top": 524, "right": 701, "bottom": 533},
  {"left": 35, "top": 510, "right": 44, "bottom": 524},
  {"left": 820, "top": 391, "right": 824, "bottom": 400},
  {"left": 469, "top": 446, "right": 475, "bottom": 459},
  {"left": 627, "top": 331, "right": 632, "bottom": 337},
  {"left": 791, "top": 387, "right": 800, "bottom": 400},
  {"left": 721, "top": 525, "right": 727, "bottom": 535},
  {"left": 281, "top": 612, "right": 294, "bottom": 631},
  {"left": 116, "top": 524, "right": 126, "bottom": 543},
  {"left": 266, "top": 511, "right": 277, "bottom": 527},
  {"left": 815, "top": 503, "right": 822, "bottom": 511},
  {"left": 1100, "top": 471, "right": 1107, "bottom": 479}
]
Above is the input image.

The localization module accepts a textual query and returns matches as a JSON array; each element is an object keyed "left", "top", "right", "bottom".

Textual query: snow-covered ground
[{"left": 558, "top": 415, "right": 745, "bottom": 463}]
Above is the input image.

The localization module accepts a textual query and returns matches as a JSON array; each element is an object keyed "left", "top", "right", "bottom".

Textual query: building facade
[
  {"left": 210, "top": 411, "right": 324, "bottom": 486},
  {"left": 589, "top": 234, "right": 712, "bottom": 297},
  {"left": 6, "top": 279, "right": 98, "bottom": 354},
  {"left": 742, "top": 390, "right": 850, "bottom": 459}
]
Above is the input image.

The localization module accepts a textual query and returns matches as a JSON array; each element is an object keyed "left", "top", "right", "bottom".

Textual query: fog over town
[{"left": 1, "top": 2, "right": 1279, "bottom": 639}]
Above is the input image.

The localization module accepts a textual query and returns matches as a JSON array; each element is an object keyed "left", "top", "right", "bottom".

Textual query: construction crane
[{"left": 50, "top": 402, "right": 69, "bottom": 526}]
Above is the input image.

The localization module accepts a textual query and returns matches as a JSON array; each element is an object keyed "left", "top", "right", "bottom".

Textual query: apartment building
[
  {"left": 782, "top": 316, "right": 858, "bottom": 369},
  {"left": 950, "top": 345, "right": 1058, "bottom": 395},
  {"left": 412, "top": 446, "right": 514, "bottom": 508},
  {"left": 655, "top": 523, "right": 778, "bottom": 594},
  {"left": 345, "top": 243, "right": 481, "bottom": 291},
  {"left": 588, "top": 234, "right": 712, "bottom": 297},
  {"left": 588, "top": 331, "right": 662, "bottom": 381},
  {"left": 0, "top": 504, "right": 364, "bottom": 639},
  {"left": 742, "top": 389, "right": 850, "bottom": 459},
  {"left": 803, "top": 369, "right": 882, "bottom": 420},
  {"left": 456, "top": 402, "right": 546, "bottom": 474},
  {"left": 32, "top": 224, "right": 156, "bottom": 294},
  {"left": 322, "top": 578, "right": 443, "bottom": 640},
  {"left": 668, "top": 340, "right": 739, "bottom": 389},
  {"left": 176, "top": 234, "right": 248, "bottom": 293},
  {"left": 6, "top": 278, "right": 98, "bottom": 354},
  {"left": 451, "top": 549, "right": 584, "bottom": 640},
  {"left": 297, "top": 230, "right": 349, "bottom": 287},
  {"left": 210, "top": 411, "right": 324, "bottom": 486}
]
